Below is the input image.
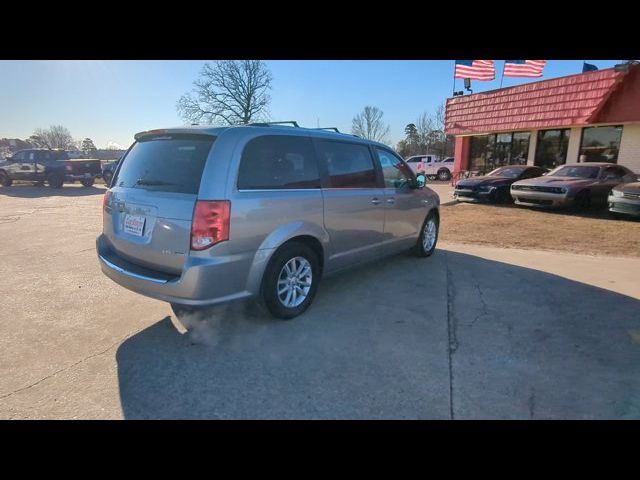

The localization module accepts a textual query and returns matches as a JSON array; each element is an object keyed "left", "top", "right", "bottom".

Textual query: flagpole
[
  {"left": 452, "top": 61, "right": 456, "bottom": 96},
  {"left": 499, "top": 60, "right": 506, "bottom": 88}
]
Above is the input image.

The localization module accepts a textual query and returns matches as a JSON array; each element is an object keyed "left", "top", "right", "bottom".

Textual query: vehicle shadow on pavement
[
  {"left": 115, "top": 250, "right": 640, "bottom": 419},
  {"left": 0, "top": 184, "right": 106, "bottom": 198}
]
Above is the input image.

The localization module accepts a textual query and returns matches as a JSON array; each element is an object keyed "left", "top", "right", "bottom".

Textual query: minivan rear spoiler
[{"left": 134, "top": 128, "right": 222, "bottom": 141}]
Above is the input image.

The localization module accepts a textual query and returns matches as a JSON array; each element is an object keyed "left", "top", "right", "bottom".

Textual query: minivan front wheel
[
  {"left": 262, "top": 242, "right": 320, "bottom": 319},
  {"left": 414, "top": 212, "right": 439, "bottom": 257}
]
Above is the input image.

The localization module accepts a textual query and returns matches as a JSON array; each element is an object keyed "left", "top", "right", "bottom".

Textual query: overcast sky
[{"left": 0, "top": 60, "right": 621, "bottom": 149}]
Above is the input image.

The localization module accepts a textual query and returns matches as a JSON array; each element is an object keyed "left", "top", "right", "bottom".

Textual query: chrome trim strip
[
  {"left": 237, "top": 188, "right": 322, "bottom": 193},
  {"left": 98, "top": 254, "right": 169, "bottom": 284}
]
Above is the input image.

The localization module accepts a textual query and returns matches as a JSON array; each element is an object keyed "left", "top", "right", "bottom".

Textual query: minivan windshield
[
  {"left": 549, "top": 165, "right": 600, "bottom": 179},
  {"left": 112, "top": 134, "right": 216, "bottom": 194}
]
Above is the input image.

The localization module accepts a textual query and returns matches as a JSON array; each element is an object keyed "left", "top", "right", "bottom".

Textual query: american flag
[
  {"left": 503, "top": 60, "right": 546, "bottom": 78},
  {"left": 454, "top": 60, "right": 495, "bottom": 80}
]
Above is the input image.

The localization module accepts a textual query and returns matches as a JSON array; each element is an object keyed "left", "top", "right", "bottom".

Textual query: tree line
[
  {"left": 177, "top": 60, "right": 454, "bottom": 159},
  {"left": 1, "top": 125, "right": 121, "bottom": 157}
]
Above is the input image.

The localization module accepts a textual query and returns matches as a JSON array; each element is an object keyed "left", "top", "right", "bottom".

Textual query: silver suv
[{"left": 96, "top": 123, "right": 440, "bottom": 319}]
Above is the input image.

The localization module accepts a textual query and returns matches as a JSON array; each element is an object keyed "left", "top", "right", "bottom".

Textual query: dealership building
[{"left": 445, "top": 64, "right": 640, "bottom": 175}]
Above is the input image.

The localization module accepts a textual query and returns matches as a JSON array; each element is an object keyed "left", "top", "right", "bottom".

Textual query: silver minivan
[{"left": 97, "top": 123, "right": 440, "bottom": 319}]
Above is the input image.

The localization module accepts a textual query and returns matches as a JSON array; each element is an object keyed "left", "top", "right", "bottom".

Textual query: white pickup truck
[{"left": 405, "top": 155, "right": 454, "bottom": 181}]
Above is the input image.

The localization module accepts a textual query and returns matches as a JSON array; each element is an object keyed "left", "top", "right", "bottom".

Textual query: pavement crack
[
  {"left": 469, "top": 282, "right": 490, "bottom": 326},
  {"left": 0, "top": 205, "right": 72, "bottom": 223},
  {"left": 445, "top": 250, "right": 457, "bottom": 420},
  {"left": 0, "top": 333, "right": 133, "bottom": 401}
]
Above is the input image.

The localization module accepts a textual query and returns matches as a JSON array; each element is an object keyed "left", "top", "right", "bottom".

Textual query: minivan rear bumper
[{"left": 96, "top": 234, "right": 258, "bottom": 306}]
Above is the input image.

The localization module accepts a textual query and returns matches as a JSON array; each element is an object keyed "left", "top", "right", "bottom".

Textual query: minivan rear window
[{"left": 112, "top": 134, "right": 216, "bottom": 194}]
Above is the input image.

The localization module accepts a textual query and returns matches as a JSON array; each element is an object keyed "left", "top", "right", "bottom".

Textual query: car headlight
[
  {"left": 477, "top": 185, "right": 494, "bottom": 192},
  {"left": 610, "top": 189, "right": 623, "bottom": 198}
]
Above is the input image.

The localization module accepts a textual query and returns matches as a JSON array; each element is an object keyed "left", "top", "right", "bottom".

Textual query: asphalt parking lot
[{"left": 1, "top": 184, "right": 640, "bottom": 419}]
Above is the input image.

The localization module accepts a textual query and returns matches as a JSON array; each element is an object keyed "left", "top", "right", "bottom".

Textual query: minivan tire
[
  {"left": 47, "top": 173, "right": 64, "bottom": 189},
  {"left": 81, "top": 178, "right": 95, "bottom": 187},
  {"left": 414, "top": 212, "right": 439, "bottom": 257},
  {"left": 261, "top": 242, "right": 320, "bottom": 320}
]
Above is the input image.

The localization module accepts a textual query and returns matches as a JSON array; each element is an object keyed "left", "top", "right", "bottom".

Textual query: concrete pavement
[
  {"left": 427, "top": 181, "right": 456, "bottom": 205},
  {"left": 1, "top": 185, "right": 639, "bottom": 419}
]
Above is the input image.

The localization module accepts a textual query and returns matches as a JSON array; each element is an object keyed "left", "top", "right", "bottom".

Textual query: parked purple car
[{"left": 510, "top": 163, "right": 637, "bottom": 209}]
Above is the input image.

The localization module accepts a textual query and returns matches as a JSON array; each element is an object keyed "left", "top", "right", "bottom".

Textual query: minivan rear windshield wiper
[{"left": 135, "top": 179, "right": 176, "bottom": 186}]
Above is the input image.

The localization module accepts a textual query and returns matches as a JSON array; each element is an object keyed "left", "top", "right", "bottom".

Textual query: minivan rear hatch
[{"left": 103, "top": 133, "right": 216, "bottom": 275}]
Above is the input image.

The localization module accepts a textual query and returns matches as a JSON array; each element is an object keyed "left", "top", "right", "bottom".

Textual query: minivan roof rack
[
  {"left": 313, "top": 127, "right": 341, "bottom": 133},
  {"left": 248, "top": 121, "right": 300, "bottom": 128}
]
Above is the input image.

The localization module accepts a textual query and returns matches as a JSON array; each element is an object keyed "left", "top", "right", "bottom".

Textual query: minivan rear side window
[
  {"left": 237, "top": 135, "right": 320, "bottom": 190},
  {"left": 112, "top": 134, "right": 215, "bottom": 194},
  {"left": 317, "top": 140, "right": 378, "bottom": 188}
]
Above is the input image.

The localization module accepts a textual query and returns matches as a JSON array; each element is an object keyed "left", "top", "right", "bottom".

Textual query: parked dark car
[
  {"left": 101, "top": 159, "right": 120, "bottom": 187},
  {"left": 511, "top": 163, "right": 637, "bottom": 209},
  {"left": 0, "top": 149, "right": 102, "bottom": 188},
  {"left": 454, "top": 165, "right": 548, "bottom": 203},
  {"left": 609, "top": 181, "right": 640, "bottom": 217}
]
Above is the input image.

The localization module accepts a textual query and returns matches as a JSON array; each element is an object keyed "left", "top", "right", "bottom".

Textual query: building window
[
  {"left": 469, "top": 135, "right": 493, "bottom": 172},
  {"left": 469, "top": 131, "right": 530, "bottom": 173},
  {"left": 494, "top": 133, "right": 512, "bottom": 167},
  {"left": 534, "top": 129, "right": 570, "bottom": 169},
  {"left": 579, "top": 125, "right": 623, "bottom": 163},
  {"left": 511, "top": 132, "right": 530, "bottom": 165}
]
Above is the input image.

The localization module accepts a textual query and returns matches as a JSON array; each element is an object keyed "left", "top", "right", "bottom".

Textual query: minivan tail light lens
[
  {"left": 102, "top": 190, "right": 111, "bottom": 212},
  {"left": 191, "top": 200, "right": 230, "bottom": 250}
]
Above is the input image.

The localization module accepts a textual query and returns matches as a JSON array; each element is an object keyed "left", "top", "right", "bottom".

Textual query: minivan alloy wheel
[
  {"left": 277, "top": 257, "right": 313, "bottom": 308},
  {"left": 423, "top": 219, "right": 437, "bottom": 252}
]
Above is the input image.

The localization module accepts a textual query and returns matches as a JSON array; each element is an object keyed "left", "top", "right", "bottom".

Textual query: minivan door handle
[
  {"left": 386, "top": 197, "right": 395, "bottom": 205},
  {"left": 371, "top": 197, "right": 381, "bottom": 205}
]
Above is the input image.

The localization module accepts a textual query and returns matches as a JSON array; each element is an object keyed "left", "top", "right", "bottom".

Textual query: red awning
[{"left": 445, "top": 68, "right": 626, "bottom": 135}]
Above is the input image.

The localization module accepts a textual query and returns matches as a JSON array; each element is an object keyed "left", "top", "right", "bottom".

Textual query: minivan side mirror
[{"left": 415, "top": 173, "right": 426, "bottom": 188}]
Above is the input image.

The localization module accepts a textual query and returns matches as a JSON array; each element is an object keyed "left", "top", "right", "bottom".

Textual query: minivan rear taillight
[
  {"left": 102, "top": 190, "right": 111, "bottom": 212},
  {"left": 190, "top": 200, "right": 230, "bottom": 250}
]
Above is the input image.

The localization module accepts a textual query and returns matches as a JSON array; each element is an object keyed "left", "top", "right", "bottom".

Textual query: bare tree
[
  {"left": 432, "top": 102, "right": 454, "bottom": 159},
  {"left": 416, "top": 112, "right": 435, "bottom": 152},
  {"left": 177, "top": 60, "right": 273, "bottom": 126},
  {"left": 411, "top": 104, "right": 454, "bottom": 159},
  {"left": 30, "top": 125, "right": 75, "bottom": 149},
  {"left": 351, "top": 106, "right": 391, "bottom": 143}
]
